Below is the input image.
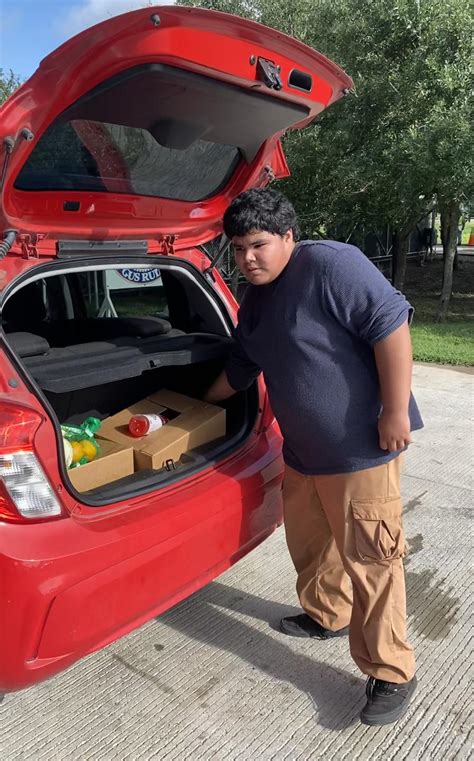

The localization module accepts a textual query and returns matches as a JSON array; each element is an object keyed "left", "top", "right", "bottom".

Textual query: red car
[{"left": 0, "top": 6, "right": 352, "bottom": 695}]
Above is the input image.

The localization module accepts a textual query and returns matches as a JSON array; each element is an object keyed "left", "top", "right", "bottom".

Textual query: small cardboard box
[
  {"left": 68, "top": 439, "right": 134, "bottom": 492},
  {"left": 97, "top": 389, "right": 226, "bottom": 471}
]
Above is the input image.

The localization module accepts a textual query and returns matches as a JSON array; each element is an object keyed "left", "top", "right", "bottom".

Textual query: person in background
[{"left": 205, "top": 188, "right": 423, "bottom": 727}]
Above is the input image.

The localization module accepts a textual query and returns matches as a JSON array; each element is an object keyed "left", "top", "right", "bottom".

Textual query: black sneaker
[
  {"left": 360, "top": 675, "right": 417, "bottom": 726},
  {"left": 279, "top": 613, "right": 349, "bottom": 639}
]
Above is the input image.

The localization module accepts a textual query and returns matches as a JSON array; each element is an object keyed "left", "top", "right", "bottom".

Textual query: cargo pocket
[{"left": 351, "top": 498, "right": 405, "bottom": 562}]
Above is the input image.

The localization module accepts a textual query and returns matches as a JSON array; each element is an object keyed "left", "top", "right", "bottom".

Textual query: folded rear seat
[
  {"left": 14, "top": 332, "right": 233, "bottom": 393},
  {"left": 3, "top": 283, "right": 232, "bottom": 394},
  {"left": 41, "top": 316, "right": 183, "bottom": 346},
  {"left": 6, "top": 332, "right": 51, "bottom": 358}
]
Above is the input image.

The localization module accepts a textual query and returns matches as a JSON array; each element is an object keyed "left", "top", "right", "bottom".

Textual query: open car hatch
[{"left": 0, "top": 5, "right": 353, "bottom": 252}]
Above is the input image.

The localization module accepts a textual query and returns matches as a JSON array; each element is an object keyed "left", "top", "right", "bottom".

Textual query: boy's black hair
[{"left": 223, "top": 188, "right": 301, "bottom": 240}]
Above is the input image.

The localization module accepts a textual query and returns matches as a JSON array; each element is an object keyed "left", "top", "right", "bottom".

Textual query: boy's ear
[{"left": 283, "top": 228, "right": 294, "bottom": 243}]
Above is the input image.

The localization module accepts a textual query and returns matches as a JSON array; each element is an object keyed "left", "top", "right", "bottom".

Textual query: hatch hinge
[
  {"left": 160, "top": 235, "right": 176, "bottom": 255},
  {"left": 18, "top": 233, "right": 44, "bottom": 259},
  {"left": 257, "top": 58, "right": 283, "bottom": 91}
]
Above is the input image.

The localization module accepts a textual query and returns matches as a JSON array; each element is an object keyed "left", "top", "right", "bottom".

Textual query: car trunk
[{"left": 2, "top": 258, "right": 257, "bottom": 500}]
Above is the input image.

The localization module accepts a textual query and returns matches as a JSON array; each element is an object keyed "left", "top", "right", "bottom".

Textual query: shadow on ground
[{"left": 156, "top": 582, "right": 364, "bottom": 731}]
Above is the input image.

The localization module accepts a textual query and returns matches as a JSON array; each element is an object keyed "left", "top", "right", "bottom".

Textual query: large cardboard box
[
  {"left": 97, "top": 389, "right": 226, "bottom": 471},
  {"left": 68, "top": 439, "right": 134, "bottom": 492}
]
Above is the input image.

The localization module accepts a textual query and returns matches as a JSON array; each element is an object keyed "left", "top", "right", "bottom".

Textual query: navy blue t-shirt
[{"left": 225, "top": 240, "right": 423, "bottom": 475}]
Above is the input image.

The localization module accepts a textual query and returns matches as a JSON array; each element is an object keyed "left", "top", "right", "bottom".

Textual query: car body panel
[{"left": 0, "top": 424, "right": 283, "bottom": 691}]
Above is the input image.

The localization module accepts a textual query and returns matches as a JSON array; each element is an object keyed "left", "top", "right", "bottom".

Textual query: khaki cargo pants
[{"left": 282, "top": 456, "right": 415, "bottom": 683}]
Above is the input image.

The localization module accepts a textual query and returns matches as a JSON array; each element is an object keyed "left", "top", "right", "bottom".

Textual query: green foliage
[{"left": 0, "top": 68, "right": 22, "bottom": 105}]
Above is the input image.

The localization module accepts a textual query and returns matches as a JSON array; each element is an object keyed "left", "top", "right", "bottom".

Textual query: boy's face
[{"left": 232, "top": 229, "right": 295, "bottom": 285}]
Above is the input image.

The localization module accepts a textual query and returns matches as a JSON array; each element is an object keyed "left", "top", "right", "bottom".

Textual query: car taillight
[{"left": 0, "top": 402, "right": 63, "bottom": 522}]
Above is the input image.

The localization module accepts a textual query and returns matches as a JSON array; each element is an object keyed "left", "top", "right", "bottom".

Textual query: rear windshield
[
  {"left": 14, "top": 63, "right": 309, "bottom": 202},
  {"left": 14, "top": 121, "right": 240, "bottom": 201}
]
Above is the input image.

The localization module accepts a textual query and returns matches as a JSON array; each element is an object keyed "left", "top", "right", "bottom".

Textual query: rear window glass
[
  {"left": 13, "top": 63, "right": 309, "bottom": 202},
  {"left": 77, "top": 268, "right": 169, "bottom": 320},
  {"left": 14, "top": 121, "right": 240, "bottom": 202}
]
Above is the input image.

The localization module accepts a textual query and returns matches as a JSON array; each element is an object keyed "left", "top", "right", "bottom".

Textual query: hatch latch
[
  {"left": 160, "top": 235, "right": 176, "bottom": 255},
  {"left": 257, "top": 58, "right": 283, "bottom": 91}
]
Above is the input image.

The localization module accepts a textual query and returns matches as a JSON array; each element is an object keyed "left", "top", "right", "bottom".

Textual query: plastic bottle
[{"left": 128, "top": 413, "right": 168, "bottom": 438}]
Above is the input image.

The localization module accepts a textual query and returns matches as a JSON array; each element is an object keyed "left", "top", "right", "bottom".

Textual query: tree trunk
[
  {"left": 392, "top": 231, "right": 409, "bottom": 291},
  {"left": 436, "top": 201, "right": 461, "bottom": 322},
  {"left": 441, "top": 215, "right": 459, "bottom": 268}
]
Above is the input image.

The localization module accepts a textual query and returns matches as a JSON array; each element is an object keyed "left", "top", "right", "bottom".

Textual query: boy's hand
[
  {"left": 378, "top": 409, "right": 412, "bottom": 452},
  {"left": 203, "top": 370, "right": 236, "bottom": 404}
]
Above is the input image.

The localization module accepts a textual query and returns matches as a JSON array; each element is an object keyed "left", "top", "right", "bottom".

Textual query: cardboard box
[
  {"left": 97, "top": 389, "right": 226, "bottom": 471},
  {"left": 68, "top": 439, "right": 134, "bottom": 492}
]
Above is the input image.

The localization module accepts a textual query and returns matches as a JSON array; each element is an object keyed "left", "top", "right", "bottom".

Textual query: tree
[
  {"left": 423, "top": 4, "right": 473, "bottom": 321},
  {"left": 178, "top": 0, "right": 472, "bottom": 298},
  {"left": 0, "top": 69, "right": 22, "bottom": 105}
]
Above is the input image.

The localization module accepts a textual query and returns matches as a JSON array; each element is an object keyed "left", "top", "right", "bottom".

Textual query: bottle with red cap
[{"left": 128, "top": 413, "right": 169, "bottom": 438}]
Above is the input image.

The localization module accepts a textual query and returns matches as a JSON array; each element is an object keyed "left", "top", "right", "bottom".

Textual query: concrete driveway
[{"left": 1, "top": 363, "right": 472, "bottom": 760}]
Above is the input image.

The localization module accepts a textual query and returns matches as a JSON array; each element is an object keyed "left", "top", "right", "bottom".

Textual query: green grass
[
  {"left": 404, "top": 256, "right": 474, "bottom": 365},
  {"left": 108, "top": 289, "right": 168, "bottom": 318},
  {"left": 410, "top": 322, "right": 474, "bottom": 365}
]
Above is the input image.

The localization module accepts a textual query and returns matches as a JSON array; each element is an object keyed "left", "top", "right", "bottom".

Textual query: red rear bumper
[{"left": 0, "top": 432, "right": 283, "bottom": 692}]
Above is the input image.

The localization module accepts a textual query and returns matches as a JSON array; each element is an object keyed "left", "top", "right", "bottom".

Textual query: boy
[{"left": 205, "top": 188, "right": 423, "bottom": 726}]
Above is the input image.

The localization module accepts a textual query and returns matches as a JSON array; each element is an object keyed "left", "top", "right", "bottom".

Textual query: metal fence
[{"left": 212, "top": 239, "right": 428, "bottom": 299}]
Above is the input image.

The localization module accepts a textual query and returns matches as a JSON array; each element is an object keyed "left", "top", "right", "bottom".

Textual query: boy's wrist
[{"left": 381, "top": 404, "right": 409, "bottom": 415}]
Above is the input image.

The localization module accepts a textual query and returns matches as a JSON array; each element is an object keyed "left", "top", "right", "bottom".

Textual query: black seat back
[{"left": 3, "top": 282, "right": 47, "bottom": 332}]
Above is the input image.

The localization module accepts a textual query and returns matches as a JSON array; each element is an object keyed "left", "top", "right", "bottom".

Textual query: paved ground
[{"left": 1, "top": 364, "right": 472, "bottom": 760}]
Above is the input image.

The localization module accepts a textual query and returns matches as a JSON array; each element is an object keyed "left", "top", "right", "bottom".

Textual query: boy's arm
[
  {"left": 373, "top": 320, "right": 413, "bottom": 452},
  {"left": 323, "top": 245, "right": 417, "bottom": 452},
  {"left": 204, "top": 370, "right": 237, "bottom": 403},
  {"left": 204, "top": 316, "right": 262, "bottom": 403}
]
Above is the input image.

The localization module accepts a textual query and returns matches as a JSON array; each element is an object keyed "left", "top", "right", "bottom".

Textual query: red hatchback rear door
[{"left": 0, "top": 6, "right": 352, "bottom": 251}]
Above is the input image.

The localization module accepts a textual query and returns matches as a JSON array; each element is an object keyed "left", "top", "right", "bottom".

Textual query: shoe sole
[
  {"left": 278, "top": 620, "right": 349, "bottom": 639},
  {"left": 360, "top": 677, "right": 418, "bottom": 726},
  {"left": 279, "top": 621, "right": 319, "bottom": 638}
]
